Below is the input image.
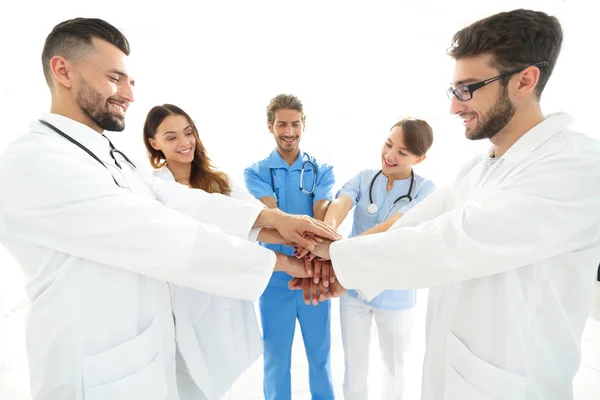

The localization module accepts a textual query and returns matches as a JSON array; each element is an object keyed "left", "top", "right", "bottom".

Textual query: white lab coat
[
  {"left": 331, "top": 113, "right": 600, "bottom": 400},
  {"left": 0, "top": 113, "right": 275, "bottom": 400},
  {"left": 152, "top": 167, "right": 263, "bottom": 399}
]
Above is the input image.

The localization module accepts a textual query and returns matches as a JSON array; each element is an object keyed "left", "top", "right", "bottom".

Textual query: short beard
[
  {"left": 77, "top": 78, "right": 125, "bottom": 132},
  {"left": 467, "top": 84, "right": 515, "bottom": 141}
]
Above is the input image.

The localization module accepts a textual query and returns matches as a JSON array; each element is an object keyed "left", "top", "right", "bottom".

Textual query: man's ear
[
  {"left": 514, "top": 64, "right": 542, "bottom": 98},
  {"left": 50, "top": 55, "right": 76, "bottom": 89}
]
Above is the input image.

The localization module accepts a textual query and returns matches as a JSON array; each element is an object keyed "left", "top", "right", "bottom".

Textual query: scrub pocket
[
  {"left": 444, "top": 330, "right": 527, "bottom": 400},
  {"left": 81, "top": 317, "right": 168, "bottom": 400}
]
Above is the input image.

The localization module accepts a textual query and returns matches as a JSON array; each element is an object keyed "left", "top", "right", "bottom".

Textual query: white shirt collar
[
  {"left": 35, "top": 113, "right": 114, "bottom": 157},
  {"left": 152, "top": 165, "right": 175, "bottom": 181},
  {"left": 500, "top": 112, "right": 574, "bottom": 163}
]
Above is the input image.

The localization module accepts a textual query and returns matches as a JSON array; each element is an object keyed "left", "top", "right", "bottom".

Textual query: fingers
[
  {"left": 311, "top": 276, "right": 318, "bottom": 306},
  {"left": 321, "top": 260, "right": 330, "bottom": 288},
  {"left": 329, "top": 262, "right": 336, "bottom": 283},
  {"left": 303, "top": 258, "right": 313, "bottom": 277},
  {"left": 305, "top": 219, "right": 342, "bottom": 242},
  {"left": 304, "top": 252, "right": 316, "bottom": 262},
  {"left": 292, "top": 232, "right": 317, "bottom": 251},
  {"left": 311, "top": 235, "right": 324, "bottom": 243},
  {"left": 288, "top": 277, "right": 303, "bottom": 290},
  {"left": 303, "top": 278, "right": 311, "bottom": 305},
  {"left": 286, "top": 256, "right": 310, "bottom": 278},
  {"left": 317, "top": 280, "right": 329, "bottom": 302},
  {"left": 302, "top": 235, "right": 319, "bottom": 248},
  {"left": 312, "top": 258, "right": 322, "bottom": 285},
  {"left": 294, "top": 246, "right": 311, "bottom": 259},
  {"left": 329, "top": 279, "right": 346, "bottom": 298}
]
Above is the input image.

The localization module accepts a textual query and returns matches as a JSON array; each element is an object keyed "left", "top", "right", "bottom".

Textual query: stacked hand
[
  {"left": 264, "top": 210, "right": 346, "bottom": 304},
  {"left": 288, "top": 259, "right": 346, "bottom": 305}
]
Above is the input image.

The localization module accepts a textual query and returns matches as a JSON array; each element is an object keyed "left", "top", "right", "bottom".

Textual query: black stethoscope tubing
[{"left": 367, "top": 169, "right": 414, "bottom": 215}]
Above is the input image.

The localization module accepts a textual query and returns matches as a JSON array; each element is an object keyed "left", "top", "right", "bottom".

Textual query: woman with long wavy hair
[
  {"left": 143, "top": 104, "right": 287, "bottom": 400},
  {"left": 144, "top": 103, "right": 231, "bottom": 193}
]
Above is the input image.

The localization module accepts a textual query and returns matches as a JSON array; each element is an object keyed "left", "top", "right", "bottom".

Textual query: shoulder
[
  {"left": 412, "top": 172, "right": 435, "bottom": 190},
  {"left": 307, "top": 154, "right": 334, "bottom": 175},
  {"left": 151, "top": 166, "right": 174, "bottom": 182},
  {"left": 551, "top": 128, "right": 600, "bottom": 157},
  {"left": 244, "top": 155, "right": 271, "bottom": 173}
]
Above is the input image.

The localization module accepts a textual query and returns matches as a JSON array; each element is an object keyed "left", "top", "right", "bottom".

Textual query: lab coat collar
[
  {"left": 36, "top": 113, "right": 114, "bottom": 157},
  {"left": 154, "top": 165, "right": 175, "bottom": 181},
  {"left": 265, "top": 149, "right": 307, "bottom": 171},
  {"left": 500, "top": 112, "right": 574, "bottom": 163}
]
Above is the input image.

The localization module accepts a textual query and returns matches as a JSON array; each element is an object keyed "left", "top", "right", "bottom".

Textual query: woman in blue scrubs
[
  {"left": 244, "top": 94, "right": 335, "bottom": 400},
  {"left": 323, "top": 118, "right": 435, "bottom": 400}
]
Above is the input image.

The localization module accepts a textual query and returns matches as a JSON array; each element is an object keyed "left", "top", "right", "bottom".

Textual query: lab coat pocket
[
  {"left": 82, "top": 317, "right": 168, "bottom": 400},
  {"left": 445, "top": 330, "right": 527, "bottom": 400}
]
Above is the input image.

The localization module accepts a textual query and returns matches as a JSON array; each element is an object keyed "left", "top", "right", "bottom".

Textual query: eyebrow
[
  {"left": 453, "top": 78, "right": 481, "bottom": 86},
  {"left": 161, "top": 125, "right": 192, "bottom": 136},
  {"left": 387, "top": 138, "right": 409, "bottom": 151},
  {"left": 107, "top": 69, "right": 135, "bottom": 86},
  {"left": 277, "top": 120, "right": 301, "bottom": 124}
]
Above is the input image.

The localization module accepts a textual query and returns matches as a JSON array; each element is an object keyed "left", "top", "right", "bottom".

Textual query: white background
[{"left": 1, "top": 0, "right": 599, "bottom": 398}]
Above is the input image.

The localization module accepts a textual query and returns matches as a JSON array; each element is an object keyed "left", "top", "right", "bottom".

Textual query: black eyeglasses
[{"left": 446, "top": 61, "right": 550, "bottom": 102}]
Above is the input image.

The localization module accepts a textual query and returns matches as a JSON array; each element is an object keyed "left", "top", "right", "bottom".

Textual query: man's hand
[
  {"left": 294, "top": 238, "right": 333, "bottom": 261},
  {"left": 256, "top": 209, "right": 341, "bottom": 251},
  {"left": 274, "top": 253, "right": 312, "bottom": 278},
  {"left": 289, "top": 260, "right": 346, "bottom": 305},
  {"left": 288, "top": 277, "right": 346, "bottom": 305}
]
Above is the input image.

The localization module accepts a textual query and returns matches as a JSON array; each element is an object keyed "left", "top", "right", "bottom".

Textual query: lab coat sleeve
[
  {"left": 0, "top": 147, "right": 274, "bottom": 300},
  {"left": 330, "top": 152, "right": 600, "bottom": 299},
  {"left": 336, "top": 171, "right": 363, "bottom": 205},
  {"left": 151, "top": 177, "right": 262, "bottom": 241},
  {"left": 228, "top": 176, "right": 265, "bottom": 241},
  {"left": 397, "top": 179, "right": 436, "bottom": 215},
  {"left": 313, "top": 164, "right": 335, "bottom": 203},
  {"left": 243, "top": 165, "right": 274, "bottom": 200}
]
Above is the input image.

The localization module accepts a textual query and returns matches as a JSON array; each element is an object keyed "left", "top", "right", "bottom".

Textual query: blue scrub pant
[{"left": 259, "top": 283, "right": 333, "bottom": 400}]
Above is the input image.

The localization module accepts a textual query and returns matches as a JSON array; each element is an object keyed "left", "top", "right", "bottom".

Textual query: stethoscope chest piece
[{"left": 367, "top": 203, "right": 379, "bottom": 215}]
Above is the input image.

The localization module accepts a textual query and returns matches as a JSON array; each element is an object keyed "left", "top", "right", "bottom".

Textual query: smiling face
[
  {"left": 268, "top": 108, "right": 304, "bottom": 154},
  {"left": 381, "top": 126, "right": 426, "bottom": 176},
  {"left": 68, "top": 38, "right": 135, "bottom": 132},
  {"left": 147, "top": 115, "right": 196, "bottom": 165},
  {"left": 449, "top": 54, "right": 516, "bottom": 140}
]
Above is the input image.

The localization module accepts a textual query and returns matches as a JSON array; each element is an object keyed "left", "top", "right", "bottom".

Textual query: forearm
[
  {"left": 257, "top": 228, "right": 289, "bottom": 244},
  {"left": 359, "top": 213, "right": 403, "bottom": 236},
  {"left": 253, "top": 207, "right": 283, "bottom": 228},
  {"left": 323, "top": 195, "right": 353, "bottom": 228},
  {"left": 313, "top": 200, "right": 330, "bottom": 222}
]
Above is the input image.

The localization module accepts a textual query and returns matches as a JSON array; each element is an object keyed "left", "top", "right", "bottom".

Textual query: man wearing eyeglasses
[
  {"left": 292, "top": 9, "right": 600, "bottom": 400},
  {"left": 244, "top": 94, "right": 335, "bottom": 400}
]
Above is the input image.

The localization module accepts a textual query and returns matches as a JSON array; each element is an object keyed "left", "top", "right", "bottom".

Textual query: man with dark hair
[
  {"left": 0, "top": 18, "right": 339, "bottom": 400},
  {"left": 296, "top": 9, "right": 600, "bottom": 400}
]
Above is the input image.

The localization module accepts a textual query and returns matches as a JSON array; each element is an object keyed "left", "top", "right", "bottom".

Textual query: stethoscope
[
  {"left": 39, "top": 120, "right": 149, "bottom": 191},
  {"left": 269, "top": 153, "right": 317, "bottom": 201},
  {"left": 367, "top": 169, "right": 414, "bottom": 219}
]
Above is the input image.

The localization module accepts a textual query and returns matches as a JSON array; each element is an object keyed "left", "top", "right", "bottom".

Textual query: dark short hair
[
  {"left": 41, "top": 18, "right": 130, "bottom": 86},
  {"left": 448, "top": 9, "right": 562, "bottom": 98}
]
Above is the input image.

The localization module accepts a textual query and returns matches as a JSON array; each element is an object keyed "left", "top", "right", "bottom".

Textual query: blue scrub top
[
  {"left": 244, "top": 149, "right": 335, "bottom": 287},
  {"left": 337, "top": 169, "right": 435, "bottom": 310}
]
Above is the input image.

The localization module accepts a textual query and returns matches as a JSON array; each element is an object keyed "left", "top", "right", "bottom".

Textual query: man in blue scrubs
[{"left": 244, "top": 94, "right": 335, "bottom": 400}]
